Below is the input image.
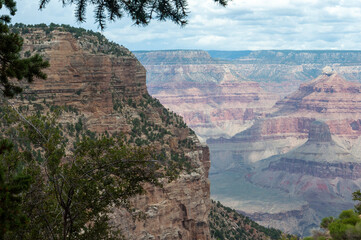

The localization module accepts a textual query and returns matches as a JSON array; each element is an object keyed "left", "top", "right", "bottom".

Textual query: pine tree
[
  {"left": 0, "top": 139, "right": 32, "bottom": 239},
  {"left": 0, "top": 0, "right": 49, "bottom": 97},
  {"left": 39, "top": 0, "right": 229, "bottom": 29}
]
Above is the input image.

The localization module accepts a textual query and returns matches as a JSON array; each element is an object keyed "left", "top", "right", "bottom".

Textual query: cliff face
[{"left": 14, "top": 26, "right": 211, "bottom": 239}]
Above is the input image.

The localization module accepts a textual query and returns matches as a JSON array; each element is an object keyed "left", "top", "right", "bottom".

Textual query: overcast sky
[{"left": 6, "top": 0, "right": 361, "bottom": 50}]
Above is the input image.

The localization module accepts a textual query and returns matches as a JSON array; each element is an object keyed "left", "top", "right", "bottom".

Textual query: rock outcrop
[
  {"left": 12, "top": 25, "right": 212, "bottom": 239},
  {"left": 247, "top": 121, "right": 361, "bottom": 235},
  {"left": 209, "top": 200, "right": 284, "bottom": 240}
]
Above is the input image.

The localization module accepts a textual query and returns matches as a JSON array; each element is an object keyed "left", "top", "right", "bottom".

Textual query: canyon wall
[{"left": 12, "top": 26, "right": 211, "bottom": 239}]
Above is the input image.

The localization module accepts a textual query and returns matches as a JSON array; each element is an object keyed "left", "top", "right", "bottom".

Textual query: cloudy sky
[{"left": 6, "top": 0, "right": 361, "bottom": 50}]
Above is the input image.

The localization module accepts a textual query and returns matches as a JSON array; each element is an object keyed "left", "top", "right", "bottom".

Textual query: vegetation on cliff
[
  {"left": 0, "top": 0, "right": 49, "bottom": 97},
  {"left": 0, "top": 21, "right": 197, "bottom": 239},
  {"left": 0, "top": 99, "right": 178, "bottom": 239},
  {"left": 209, "top": 200, "right": 296, "bottom": 240},
  {"left": 304, "top": 190, "right": 361, "bottom": 240}
]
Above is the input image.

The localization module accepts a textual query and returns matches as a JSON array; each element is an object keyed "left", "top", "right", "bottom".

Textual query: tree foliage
[
  {"left": 39, "top": 0, "right": 230, "bottom": 29},
  {"left": 0, "top": 106, "right": 167, "bottom": 239},
  {"left": 0, "top": 0, "right": 49, "bottom": 97},
  {"left": 304, "top": 190, "right": 361, "bottom": 240},
  {"left": 0, "top": 0, "right": 222, "bottom": 238},
  {"left": 0, "top": 139, "right": 32, "bottom": 237}
]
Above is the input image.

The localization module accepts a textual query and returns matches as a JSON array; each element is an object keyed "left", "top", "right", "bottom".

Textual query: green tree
[
  {"left": 0, "top": 139, "right": 32, "bottom": 238},
  {"left": 0, "top": 106, "right": 167, "bottom": 240},
  {"left": 0, "top": 0, "right": 49, "bottom": 97},
  {"left": 304, "top": 191, "right": 361, "bottom": 240},
  {"left": 352, "top": 190, "right": 361, "bottom": 214},
  {"left": 0, "top": 2, "right": 48, "bottom": 238},
  {"left": 39, "top": 0, "right": 229, "bottom": 29}
]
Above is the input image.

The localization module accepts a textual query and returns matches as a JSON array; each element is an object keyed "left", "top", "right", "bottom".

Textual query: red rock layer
[
  {"left": 214, "top": 72, "right": 361, "bottom": 145},
  {"left": 17, "top": 28, "right": 211, "bottom": 240},
  {"left": 272, "top": 72, "right": 361, "bottom": 139},
  {"left": 152, "top": 79, "right": 279, "bottom": 140}
]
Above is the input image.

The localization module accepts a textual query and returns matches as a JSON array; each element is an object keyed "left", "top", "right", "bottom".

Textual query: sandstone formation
[
  {"left": 134, "top": 51, "right": 280, "bottom": 141},
  {"left": 208, "top": 72, "right": 361, "bottom": 236},
  {"left": 133, "top": 49, "right": 361, "bottom": 236},
  {"left": 138, "top": 50, "right": 361, "bottom": 97},
  {"left": 210, "top": 70, "right": 361, "bottom": 165},
  {"left": 247, "top": 121, "right": 361, "bottom": 235},
  {"left": 11, "top": 26, "right": 211, "bottom": 239}
]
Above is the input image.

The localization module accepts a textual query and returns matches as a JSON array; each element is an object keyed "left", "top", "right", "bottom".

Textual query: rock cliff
[{"left": 10, "top": 25, "right": 211, "bottom": 239}]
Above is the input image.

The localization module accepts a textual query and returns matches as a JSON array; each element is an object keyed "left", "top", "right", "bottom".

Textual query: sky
[{"left": 5, "top": 0, "right": 361, "bottom": 51}]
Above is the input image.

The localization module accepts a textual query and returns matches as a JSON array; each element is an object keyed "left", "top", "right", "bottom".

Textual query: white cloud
[{"left": 7, "top": 0, "right": 361, "bottom": 50}]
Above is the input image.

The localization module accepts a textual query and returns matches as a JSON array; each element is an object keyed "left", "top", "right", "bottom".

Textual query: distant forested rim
[{"left": 10, "top": 23, "right": 102, "bottom": 38}]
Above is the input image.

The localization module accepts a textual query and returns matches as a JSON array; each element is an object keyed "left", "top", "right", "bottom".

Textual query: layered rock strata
[
  {"left": 208, "top": 71, "right": 361, "bottom": 236},
  {"left": 13, "top": 26, "right": 211, "bottom": 239},
  {"left": 137, "top": 50, "right": 361, "bottom": 99},
  {"left": 247, "top": 121, "right": 361, "bottom": 235},
  {"left": 135, "top": 51, "right": 280, "bottom": 141},
  {"left": 209, "top": 70, "right": 361, "bottom": 165},
  {"left": 155, "top": 80, "right": 279, "bottom": 141},
  {"left": 134, "top": 50, "right": 361, "bottom": 236}
]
